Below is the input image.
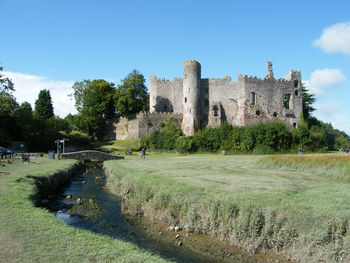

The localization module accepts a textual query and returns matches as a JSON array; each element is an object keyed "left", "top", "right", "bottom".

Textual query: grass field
[
  {"left": 0, "top": 158, "right": 171, "bottom": 263},
  {"left": 92, "top": 139, "right": 140, "bottom": 153},
  {"left": 105, "top": 153, "right": 350, "bottom": 262}
]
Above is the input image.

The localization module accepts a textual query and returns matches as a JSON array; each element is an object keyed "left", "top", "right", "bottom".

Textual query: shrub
[
  {"left": 175, "top": 136, "right": 193, "bottom": 153},
  {"left": 139, "top": 118, "right": 182, "bottom": 151}
]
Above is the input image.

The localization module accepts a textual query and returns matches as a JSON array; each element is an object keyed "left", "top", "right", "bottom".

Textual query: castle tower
[
  {"left": 149, "top": 75, "right": 157, "bottom": 113},
  {"left": 285, "top": 69, "right": 302, "bottom": 126},
  {"left": 266, "top": 61, "right": 274, "bottom": 79},
  {"left": 182, "top": 60, "right": 201, "bottom": 136}
]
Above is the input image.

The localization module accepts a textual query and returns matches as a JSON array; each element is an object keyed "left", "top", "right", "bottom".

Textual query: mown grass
[
  {"left": 0, "top": 159, "right": 172, "bottom": 263},
  {"left": 92, "top": 139, "right": 140, "bottom": 153},
  {"left": 104, "top": 154, "right": 350, "bottom": 263}
]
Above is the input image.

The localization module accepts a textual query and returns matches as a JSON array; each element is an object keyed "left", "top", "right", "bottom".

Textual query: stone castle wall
[
  {"left": 107, "top": 60, "right": 302, "bottom": 140},
  {"left": 104, "top": 112, "right": 182, "bottom": 141},
  {"left": 149, "top": 76, "right": 183, "bottom": 114},
  {"left": 150, "top": 61, "right": 302, "bottom": 135}
]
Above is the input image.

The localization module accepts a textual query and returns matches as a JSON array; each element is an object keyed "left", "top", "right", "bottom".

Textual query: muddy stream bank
[{"left": 42, "top": 162, "right": 283, "bottom": 263}]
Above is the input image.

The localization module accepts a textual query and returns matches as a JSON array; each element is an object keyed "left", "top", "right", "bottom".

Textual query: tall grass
[
  {"left": 104, "top": 154, "right": 350, "bottom": 263},
  {"left": 257, "top": 154, "right": 350, "bottom": 183}
]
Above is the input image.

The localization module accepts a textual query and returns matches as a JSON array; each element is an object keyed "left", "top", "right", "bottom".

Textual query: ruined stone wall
[
  {"left": 105, "top": 112, "right": 183, "bottom": 141},
  {"left": 108, "top": 60, "right": 303, "bottom": 140},
  {"left": 149, "top": 76, "right": 183, "bottom": 114},
  {"left": 240, "top": 73, "right": 302, "bottom": 129},
  {"left": 203, "top": 76, "right": 246, "bottom": 128},
  {"left": 203, "top": 72, "right": 302, "bottom": 130}
]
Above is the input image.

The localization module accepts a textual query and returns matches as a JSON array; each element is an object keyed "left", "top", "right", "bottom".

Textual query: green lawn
[
  {"left": 92, "top": 139, "right": 140, "bottom": 153},
  {"left": 0, "top": 158, "right": 171, "bottom": 263},
  {"left": 105, "top": 153, "right": 350, "bottom": 262}
]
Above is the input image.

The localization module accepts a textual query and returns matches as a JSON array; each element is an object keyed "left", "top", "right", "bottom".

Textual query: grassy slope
[
  {"left": 92, "top": 139, "right": 140, "bottom": 153},
  {"left": 0, "top": 159, "right": 171, "bottom": 263},
  {"left": 105, "top": 154, "right": 350, "bottom": 262}
]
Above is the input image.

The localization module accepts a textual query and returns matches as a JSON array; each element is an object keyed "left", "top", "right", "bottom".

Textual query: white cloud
[
  {"left": 313, "top": 21, "right": 350, "bottom": 55},
  {"left": 313, "top": 102, "right": 350, "bottom": 135},
  {"left": 3, "top": 71, "right": 76, "bottom": 117},
  {"left": 303, "top": 68, "right": 345, "bottom": 95}
]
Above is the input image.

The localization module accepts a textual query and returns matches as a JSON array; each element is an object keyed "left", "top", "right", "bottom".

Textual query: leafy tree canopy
[
  {"left": 71, "top": 79, "right": 116, "bottom": 139},
  {"left": 115, "top": 70, "right": 149, "bottom": 118},
  {"left": 70, "top": 80, "right": 91, "bottom": 113},
  {"left": 302, "top": 84, "right": 316, "bottom": 120},
  {"left": 0, "top": 65, "right": 18, "bottom": 115},
  {"left": 0, "top": 65, "right": 14, "bottom": 93},
  {"left": 35, "top": 89, "right": 54, "bottom": 119}
]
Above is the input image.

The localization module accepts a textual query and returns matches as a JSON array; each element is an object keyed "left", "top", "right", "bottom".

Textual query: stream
[{"left": 43, "top": 162, "right": 271, "bottom": 263}]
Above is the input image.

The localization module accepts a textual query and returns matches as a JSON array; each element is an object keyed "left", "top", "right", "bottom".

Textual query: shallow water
[{"left": 44, "top": 163, "right": 264, "bottom": 263}]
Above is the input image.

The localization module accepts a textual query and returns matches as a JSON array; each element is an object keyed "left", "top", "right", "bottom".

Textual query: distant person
[
  {"left": 299, "top": 147, "right": 304, "bottom": 155},
  {"left": 141, "top": 148, "right": 146, "bottom": 159}
]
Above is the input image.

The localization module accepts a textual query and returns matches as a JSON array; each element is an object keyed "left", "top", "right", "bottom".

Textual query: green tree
[
  {"left": 70, "top": 80, "right": 91, "bottom": 113},
  {"left": 302, "top": 84, "right": 315, "bottom": 120},
  {"left": 13, "top": 102, "right": 33, "bottom": 141},
  {"left": 0, "top": 65, "right": 18, "bottom": 115},
  {"left": 35, "top": 89, "right": 54, "bottom": 119},
  {"left": 0, "top": 65, "right": 20, "bottom": 145},
  {"left": 72, "top": 79, "right": 116, "bottom": 139},
  {"left": 115, "top": 70, "right": 149, "bottom": 118},
  {"left": 0, "top": 65, "right": 14, "bottom": 93}
]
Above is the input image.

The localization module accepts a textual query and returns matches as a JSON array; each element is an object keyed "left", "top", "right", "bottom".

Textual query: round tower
[
  {"left": 182, "top": 60, "right": 201, "bottom": 136},
  {"left": 149, "top": 75, "right": 157, "bottom": 113}
]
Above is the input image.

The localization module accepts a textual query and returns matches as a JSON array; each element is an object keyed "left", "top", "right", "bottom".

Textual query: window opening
[
  {"left": 294, "top": 79, "right": 299, "bottom": 88},
  {"left": 283, "top": 93, "right": 291, "bottom": 109},
  {"left": 250, "top": 92, "right": 256, "bottom": 105},
  {"left": 213, "top": 106, "right": 219, "bottom": 117}
]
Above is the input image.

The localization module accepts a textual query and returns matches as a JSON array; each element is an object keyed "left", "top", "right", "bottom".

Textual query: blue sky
[{"left": 1, "top": 0, "right": 350, "bottom": 134}]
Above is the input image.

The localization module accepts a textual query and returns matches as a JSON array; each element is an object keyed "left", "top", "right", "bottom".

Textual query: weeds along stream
[{"left": 40, "top": 161, "right": 269, "bottom": 263}]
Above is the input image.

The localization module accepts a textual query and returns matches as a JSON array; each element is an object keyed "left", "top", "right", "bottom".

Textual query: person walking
[{"left": 141, "top": 148, "right": 146, "bottom": 159}]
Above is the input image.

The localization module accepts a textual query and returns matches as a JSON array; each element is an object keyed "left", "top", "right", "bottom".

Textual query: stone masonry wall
[
  {"left": 106, "top": 61, "right": 303, "bottom": 140},
  {"left": 149, "top": 76, "right": 183, "bottom": 114},
  {"left": 105, "top": 112, "right": 183, "bottom": 141}
]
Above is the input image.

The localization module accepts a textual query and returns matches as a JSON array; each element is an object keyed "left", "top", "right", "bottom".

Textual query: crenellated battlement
[
  {"left": 237, "top": 74, "right": 293, "bottom": 85},
  {"left": 184, "top": 60, "right": 200, "bottom": 65},
  {"left": 151, "top": 76, "right": 183, "bottom": 84}
]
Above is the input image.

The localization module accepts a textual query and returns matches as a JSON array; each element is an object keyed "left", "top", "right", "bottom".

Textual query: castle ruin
[
  {"left": 150, "top": 60, "right": 302, "bottom": 136},
  {"left": 105, "top": 60, "right": 302, "bottom": 140}
]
